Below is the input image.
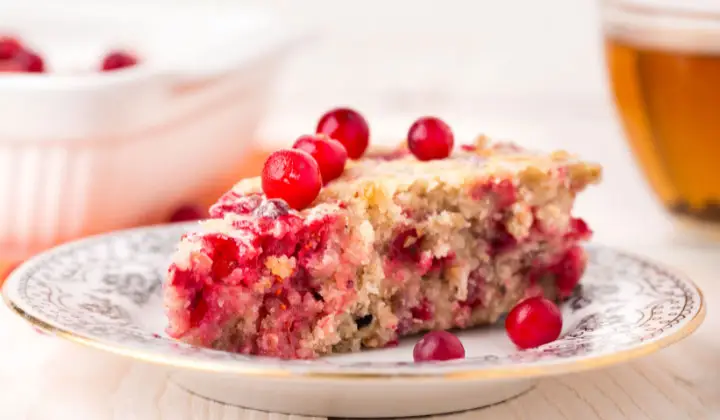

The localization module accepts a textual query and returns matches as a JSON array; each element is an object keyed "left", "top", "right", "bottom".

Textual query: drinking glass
[{"left": 602, "top": 0, "right": 720, "bottom": 237}]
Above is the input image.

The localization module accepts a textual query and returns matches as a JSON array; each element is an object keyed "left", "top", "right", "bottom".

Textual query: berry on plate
[
  {"left": 413, "top": 330, "right": 466, "bottom": 362},
  {"left": 261, "top": 149, "right": 322, "bottom": 210},
  {"left": 407, "top": 116, "right": 454, "bottom": 161},
  {"left": 316, "top": 107, "right": 370, "bottom": 160},
  {"left": 102, "top": 50, "right": 138, "bottom": 72},
  {"left": 293, "top": 134, "right": 348, "bottom": 184},
  {"left": 505, "top": 296, "right": 562, "bottom": 349}
]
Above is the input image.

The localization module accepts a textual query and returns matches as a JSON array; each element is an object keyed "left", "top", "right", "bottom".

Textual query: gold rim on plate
[{"left": 2, "top": 269, "right": 705, "bottom": 381}]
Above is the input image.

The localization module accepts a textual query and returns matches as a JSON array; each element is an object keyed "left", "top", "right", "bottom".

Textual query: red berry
[
  {"left": 101, "top": 50, "right": 138, "bottom": 72},
  {"left": 169, "top": 204, "right": 207, "bottom": 222},
  {"left": 0, "top": 37, "right": 22, "bottom": 60},
  {"left": 407, "top": 116, "right": 454, "bottom": 161},
  {"left": 261, "top": 149, "right": 322, "bottom": 210},
  {"left": 15, "top": 50, "right": 44, "bottom": 73},
  {"left": 0, "top": 60, "right": 22, "bottom": 73},
  {"left": 410, "top": 299, "right": 434, "bottom": 321},
  {"left": 413, "top": 330, "right": 465, "bottom": 362},
  {"left": 566, "top": 218, "right": 592, "bottom": 240},
  {"left": 551, "top": 246, "right": 587, "bottom": 298},
  {"left": 316, "top": 108, "right": 370, "bottom": 159},
  {"left": 505, "top": 297, "right": 563, "bottom": 349},
  {"left": 292, "top": 134, "right": 348, "bottom": 184}
]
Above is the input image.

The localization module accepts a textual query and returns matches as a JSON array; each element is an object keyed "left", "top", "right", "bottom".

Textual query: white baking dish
[{"left": 0, "top": 3, "right": 305, "bottom": 260}]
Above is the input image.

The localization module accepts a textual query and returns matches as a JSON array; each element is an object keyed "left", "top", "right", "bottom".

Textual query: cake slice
[{"left": 163, "top": 139, "right": 602, "bottom": 359}]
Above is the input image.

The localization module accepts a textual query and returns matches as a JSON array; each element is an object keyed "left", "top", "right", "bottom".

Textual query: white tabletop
[{"left": 1, "top": 97, "right": 718, "bottom": 419}]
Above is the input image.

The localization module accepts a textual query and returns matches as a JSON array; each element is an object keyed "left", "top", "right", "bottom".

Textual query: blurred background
[{"left": 0, "top": 0, "right": 701, "bottom": 272}]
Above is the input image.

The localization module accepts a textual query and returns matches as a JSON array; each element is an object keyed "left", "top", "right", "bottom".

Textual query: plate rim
[{"left": 1, "top": 224, "right": 707, "bottom": 381}]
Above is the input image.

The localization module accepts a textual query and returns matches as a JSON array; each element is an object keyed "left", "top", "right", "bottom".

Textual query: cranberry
[
  {"left": 292, "top": 134, "right": 348, "bottom": 184},
  {"left": 566, "top": 218, "right": 592, "bottom": 240},
  {"left": 551, "top": 246, "right": 587, "bottom": 297},
  {"left": 0, "top": 60, "right": 22, "bottom": 73},
  {"left": 505, "top": 297, "right": 563, "bottom": 349},
  {"left": 210, "top": 192, "right": 263, "bottom": 218},
  {"left": 101, "top": 50, "right": 138, "bottom": 72},
  {"left": 489, "top": 223, "right": 517, "bottom": 256},
  {"left": 410, "top": 299, "right": 434, "bottom": 321},
  {"left": 491, "top": 179, "right": 517, "bottom": 208},
  {"left": 413, "top": 330, "right": 466, "bottom": 362},
  {"left": 0, "top": 37, "right": 22, "bottom": 60},
  {"left": 169, "top": 204, "right": 206, "bottom": 222},
  {"left": 15, "top": 50, "right": 44, "bottom": 73},
  {"left": 388, "top": 228, "right": 423, "bottom": 263},
  {"left": 316, "top": 108, "right": 370, "bottom": 159},
  {"left": 204, "top": 234, "right": 240, "bottom": 280},
  {"left": 261, "top": 149, "right": 322, "bottom": 210},
  {"left": 407, "top": 116, "right": 454, "bottom": 161}
]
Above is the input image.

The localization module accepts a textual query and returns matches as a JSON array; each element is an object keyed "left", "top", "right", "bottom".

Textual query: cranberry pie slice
[{"left": 164, "top": 140, "right": 602, "bottom": 359}]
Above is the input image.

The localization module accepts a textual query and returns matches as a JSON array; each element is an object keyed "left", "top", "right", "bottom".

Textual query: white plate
[{"left": 2, "top": 223, "right": 705, "bottom": 418}]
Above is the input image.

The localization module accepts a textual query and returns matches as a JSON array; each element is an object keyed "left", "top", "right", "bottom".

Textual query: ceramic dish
[{"left": 2, "top": 223, "right": 705, "bottom": 418}]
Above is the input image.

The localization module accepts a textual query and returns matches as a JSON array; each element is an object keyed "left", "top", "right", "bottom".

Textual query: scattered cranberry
[
  {"left": 407, "top": 116, "right": 454, "bottom": 161},
  {"left": 505, "top": 297, "right": 562, "bottom": 349},
  {"left": 101, "top": 50, "right": 138, "bottom": 72},
  {"left": 0, "top": 37, "right": 22, "bottom": 60},
  {"left": 292, "top": 134, "right": 348, "bottom": 184},
  {"left": 14, "top": 50, "right": 44, "bottom": 73},
  {"left": 169, "top": 204, "right": 206, "bottom": 222},
  {"left": 316, "top": 108, "right": 370, "bottom": 159},
  {"left": 413, "top": 330, "right": 466, "bottom": 362},
  {"left": 261, "top": 149, "right": 322, "bottom": 210}
]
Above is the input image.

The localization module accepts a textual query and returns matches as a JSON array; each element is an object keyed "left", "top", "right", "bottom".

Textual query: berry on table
[
  {"left": 407, "top": 116, "right": 454, "bottom": 161},
  {"left": 169, "top": 204, "right": 207, "bottom": 222},
  {"left": 413, "top": 330, "right": 466, "bottom": 362},
  {"left": 101, "top": 50, "right": 138, "bottom": 71},
  {"left": 316, "top": 107, "right": 370, "bottom": 159},
  {"left": 0, "top": 37, "right": 22, "bottom": 60},
  {"left": 15, "top": 50, "right": 45, "bottom": 73},
  {"left": 505, "top": 297, "right": 562, "bottom": 349},
  {"left": 293, "top": 134, "right": 348, "bottom": 184},
  {"left": 262, "top": 149, "right": 322, "bottom": 210}
]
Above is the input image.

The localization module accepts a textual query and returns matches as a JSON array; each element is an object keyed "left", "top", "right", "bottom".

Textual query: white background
[{"left": 7, "top": 0, "right": 684, "bottom": 252}]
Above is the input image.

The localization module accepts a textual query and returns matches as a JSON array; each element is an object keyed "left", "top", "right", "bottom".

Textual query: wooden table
[{"left": 1, "top": 106, "right": 718, "bottom": 420}]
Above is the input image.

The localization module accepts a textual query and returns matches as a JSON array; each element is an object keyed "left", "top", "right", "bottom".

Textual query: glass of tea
[{"left": 602, "top": 1, "right": 720, "bottom": 237}]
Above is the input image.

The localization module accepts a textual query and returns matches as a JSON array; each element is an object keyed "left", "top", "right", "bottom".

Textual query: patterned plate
[{"left": 1, "top": 223, "right": 705, "bottom": 378}]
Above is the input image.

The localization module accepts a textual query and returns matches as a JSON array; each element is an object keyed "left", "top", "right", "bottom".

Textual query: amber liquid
[{"left": 606, "top": 35, "right": 720, "bottom": 227}]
